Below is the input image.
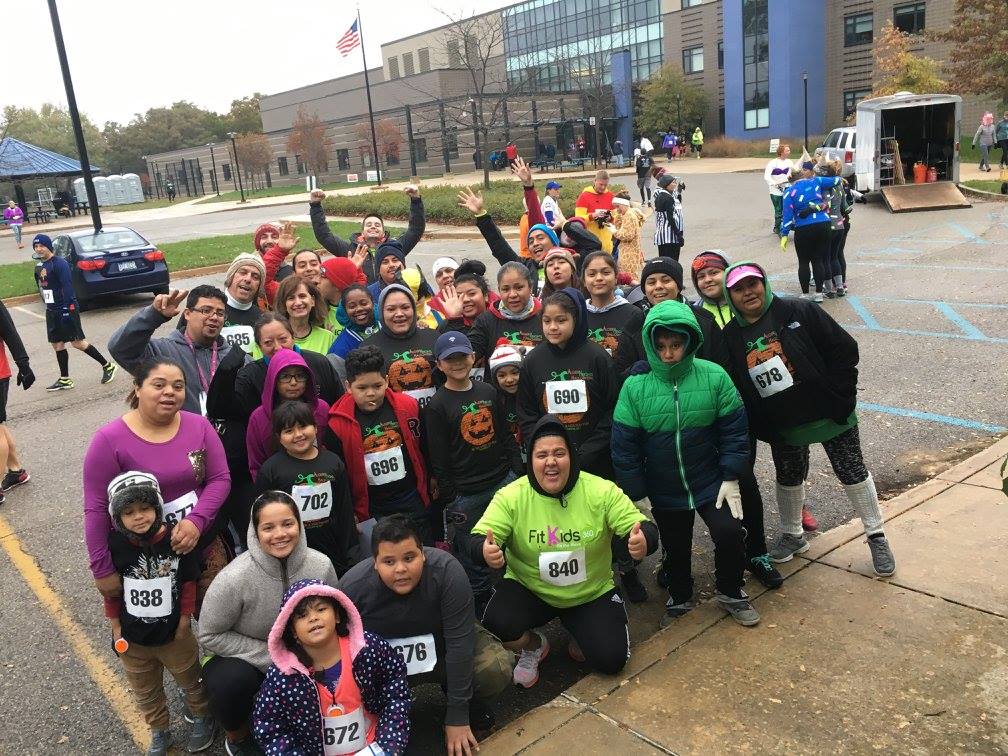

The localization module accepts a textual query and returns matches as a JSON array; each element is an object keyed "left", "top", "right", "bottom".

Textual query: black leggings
[
  {"left": 201, "top": 655, "right": 265, "bottom": 731},
  {"left": 654, "top": 503, "right": 746, "bottom": 604},
  {"left": 793, "top": 222, "right": 830, "bottom": 293},
  {"left": 826, "top": 228, "right": 844, "bottom": 282},
  {"left": 770, "top": 424, "right": 869, "bottom": 487},
  {"left": 657, "top": 243, "right": 681, "bottom": 261},
  {"left": 740, "top": 435, "right": 768, "bottom": 559},
  {"left": 636, "top": 176, "right": 651, "bottom": 203},
  {"left": 838, "top": 220, "right": 850, "bottom": 282},
  {"left": 482, "top": 579, "right": 630, "bottom": 675}
]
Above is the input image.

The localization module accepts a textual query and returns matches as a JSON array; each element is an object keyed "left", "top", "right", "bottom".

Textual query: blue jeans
[
  {"left": 10, "top": 224, "right": 21, "bottom": 244},
  {"left": 447, "top": 470, "right": 517, "bottom": 609}
]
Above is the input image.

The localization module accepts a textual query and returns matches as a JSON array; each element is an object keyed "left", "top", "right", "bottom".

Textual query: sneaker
[
  {"left": 0, "top": 469, "right": 29, "bottom": 493},
  {"left": 101, "top": 362, "right": 118, "bottom": 384},
  {"left": 147, "top": 729, "right": 171, "bottom": 756},
  {"left": 836, "top": 287, "right": 846, "bottom": 297},
  {"left": 224, "top": 737, "right": 263, "bottom": 756},
  {"left": 716, "top": 592, "right": 760, "bottom": 626},
  {"left": 769, "top": 533, "right": 810, "bottom": 563},
  {"left": 867, "top": 534, "right": 896, "bottom": 577},
  {"left": 178, "top": 689, "right": 195, "bottom": 724},
  {"left": 568, "top": 637, "right": 586, "bottom": 663},
  {"left": 512, "top": 631, "right": 549, "bottom": 688},
  {"left": 187, "top": 716, "right": 217, "bottom": 753},
  {"left": 800, "top": 293, "right": 812, "bottom": 300},
  {"left": 619, "top": 567, "right": 648, "bottom": 603},
  {"left": 801, "top": 506, "right": 819, "bottom": 532},
  {"left": 813, "top": 293, "right": 824, "bottom": 303},
  {"left": 660, "top": 597, "right": 696, "bottom": 628},
  {"left": 825, "top": 290, "right": 836, "bottom": 299},
  {"left": 747, "top": 554, "right": 784, "bottom": 589},
  {"left": 45, "top": 377, "right": 74, "bottom": 391}
]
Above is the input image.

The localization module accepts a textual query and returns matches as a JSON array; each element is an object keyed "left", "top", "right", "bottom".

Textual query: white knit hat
[
  {"left": 431, "top": 256, "right": 459, "bottom": 280},
  {"left": 489, "top": 343, "right": 523, "bottom": 375}
]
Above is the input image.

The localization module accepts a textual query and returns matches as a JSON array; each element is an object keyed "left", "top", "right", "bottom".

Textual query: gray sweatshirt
[
  {"left": 109, "top": 305, "right": 235, "bottom": 415},
  {"left": 338, "top": 548, "right": 476, "bottom": 726},
  {"left": 973, "top": 124, "right": 996, "bottom": 147},
  {"left": 197, "top": 519, "right": 339, "bottom": 672}
]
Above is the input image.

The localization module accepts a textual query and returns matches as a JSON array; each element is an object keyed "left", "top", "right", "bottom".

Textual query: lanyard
[{"left": 184, "top": 335, "right": 218, "bottom": 392}]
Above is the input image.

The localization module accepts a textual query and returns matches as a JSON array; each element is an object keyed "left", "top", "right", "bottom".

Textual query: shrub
[
  {"left": 322, "top": 177, "right": 626, "bottom": 226},
  {"left": 699, "top": 135, "right": 828, "bottom": 158}
]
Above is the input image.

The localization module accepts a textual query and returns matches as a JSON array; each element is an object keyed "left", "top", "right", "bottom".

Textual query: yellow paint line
[
  {"left": 12, "top": 306, "right": 45, "bottom": 320},
  {"left": 0, "top": 515, "right": 147, "bottom": 749}
]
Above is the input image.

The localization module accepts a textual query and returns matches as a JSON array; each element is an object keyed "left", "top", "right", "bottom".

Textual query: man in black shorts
[
  {"left": 31, "top": 234, "right": 116, "bottom": 391},
  {"left": 0, "top": 301, "right": 35, "bottom": 505}
]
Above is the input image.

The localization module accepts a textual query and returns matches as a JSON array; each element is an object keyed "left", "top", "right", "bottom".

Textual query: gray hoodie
[
  {"left": 196, "top": 518, "right": 339, "bottom": 672},
  {"left": 109, "top": 305, "right": 235, "bottom": 415}
]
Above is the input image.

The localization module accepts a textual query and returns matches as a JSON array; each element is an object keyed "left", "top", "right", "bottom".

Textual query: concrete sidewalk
[{"left": 482, "top": 437, "right": 1008, "bottom": 755}]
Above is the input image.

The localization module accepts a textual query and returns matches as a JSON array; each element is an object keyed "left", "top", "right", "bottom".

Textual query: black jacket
[
  {"left": 722, "top": 296, "right": 859, "bottom": 443},
  {"left": 309, "top": 197, "right": 426, "bottom": 283}
]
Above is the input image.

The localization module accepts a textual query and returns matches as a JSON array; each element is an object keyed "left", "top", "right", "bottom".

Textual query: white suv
[{"left": 815, "top": 127, "right": 856, "bottom": 177}]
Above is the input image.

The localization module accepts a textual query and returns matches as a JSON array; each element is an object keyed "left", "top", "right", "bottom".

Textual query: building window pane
[
  {"left": 742, "top": 0, "right": 769, "bottom": 130},
  {"left": 403, "top": 52, "right": 415, "bottom": 76},
  {"left": 388, "top": 57, "right": 400, "bottom": 79},
  {"left": 447, "top": 40, "right": 461, "bottom": 67},
  {"left": 681, "top": 0, "right": 702, "bottom": 7},
  {"left": 843, "top": 88, "right": 872, "bottom": 119},
  {"left": 337, "top": 149, "right": 350, "bottom": 170},
  {"left": 413, "top": 138, "right": 428, "bottom": 163},
  {"left": 894, "top": 2, "right": 925, "bottom": 33},
  {"left": 682, "top": 45, "right": 703, "bottom": 74},
  {"left": 277, "top": 157, "right": 289, "bottom": 176},
  {"left": 221, "top": 163, "right": 231, "bottom": 181},
  {"left": 295, "top": 155, "right": 305, "bottom": 174},
  {"left": 418, "top": 47, "right": 431, "bottom": 73},
  {"left": 717, "top": 40, "right": 723, "bottom": 70},
  {"left": 844, "top": 13, "right": 873, "bottom": 46}
]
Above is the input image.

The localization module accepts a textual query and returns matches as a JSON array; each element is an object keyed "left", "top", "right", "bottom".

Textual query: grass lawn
[
  {"left": 962, "top": 179, "right": 1006, "bottom": 193},
  {"left": 195, "top": 179, "right": 388, "bottom": 205},
  {"left": 0, "top": 220, "right": 393, "bottom": 301}
]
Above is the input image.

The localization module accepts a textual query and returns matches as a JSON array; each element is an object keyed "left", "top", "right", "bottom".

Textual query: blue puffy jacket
[{"left": 780, "top": 175, "right": 842, "bottom": 236}]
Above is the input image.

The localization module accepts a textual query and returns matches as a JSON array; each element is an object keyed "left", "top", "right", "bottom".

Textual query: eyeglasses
[
  {"left": 192, "top": 306, "right": 226, "bottom": 319},
  {"left": 278, "top": 373, "right": 308, "bottom": 384}
]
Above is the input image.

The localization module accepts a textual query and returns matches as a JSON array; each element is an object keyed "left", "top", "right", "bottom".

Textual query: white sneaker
[
  {"left": 512, "top": 631, "right": 549, "bottom": 688},
  {"left": 813, "top": 293, "right": 824, "bottom": 303}
]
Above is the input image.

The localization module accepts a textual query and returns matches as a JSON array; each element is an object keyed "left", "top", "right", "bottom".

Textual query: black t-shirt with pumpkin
[
  {"left": 422, "top": 382, "right": 524, "bottom": 500},
  {"left": 354, "top": 401, "right": 420, "bottom": 515},
  {"left": 363, "top": 327, "right": 440, "bottom": 411},
  {"left": 586, "top": 302, "right": 644, "bottom": 358}
]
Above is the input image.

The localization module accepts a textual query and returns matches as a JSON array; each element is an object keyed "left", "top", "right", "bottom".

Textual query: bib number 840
[{"left": 547, "top": 560, "right": 578, "bottom": 579}]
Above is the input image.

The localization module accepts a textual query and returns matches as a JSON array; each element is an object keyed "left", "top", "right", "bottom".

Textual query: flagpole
[{"left": 357, "top": 9, "right": 382, "bottom": 186}]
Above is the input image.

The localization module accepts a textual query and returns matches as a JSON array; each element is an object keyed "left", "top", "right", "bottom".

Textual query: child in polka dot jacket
[{"left": 252, "top": 579, "right": 411, "bottom": 755}]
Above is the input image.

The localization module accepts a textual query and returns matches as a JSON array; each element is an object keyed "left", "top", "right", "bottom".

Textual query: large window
[
  {"left": 447, "top": 40, "right": 461, "bottom": 67},
  {"left": 418, "top": 47, "right": 430, "bottom": 73},
  {"left": 894, "top": 2, "right": 926, "bottom": 33},
  {"left": 413, "top": 138, "right": 428, "bottom": 164},
  {"left": 681, "top": 0, "right": 702, "bottom": 7},
  {"left": 337, "top": 149, "right": 350, "bottom": 170},
  {"left": 221, "top": 163, "right": 231, "bottom": 181},
  {"left": 388, "top": 57, "right": 400, "bottom": 79},
  {"left": 277, "top": 156, "right": 289, "bottom": 176},
  {"left": 402, "top": 52, "right": 415, "bottom": 76},
  {"left": 843, "top": 89, "right": 871, "bottom": 119},
  {"left": 743, "top": 0, "right": 769, "bottom": 130},
  {"left": 844, "top": 13, "right": 873, "bottom": 46},
  {"left": 717, "top": 40, "right": 723, "bottom": 70},
  {"left": 682, "top": 46, "right": 703, "bottom": 74}
]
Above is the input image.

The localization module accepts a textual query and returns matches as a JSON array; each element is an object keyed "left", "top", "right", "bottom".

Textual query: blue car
[{"left": 51, "top": 226, "right": 170, "bottom": 310}]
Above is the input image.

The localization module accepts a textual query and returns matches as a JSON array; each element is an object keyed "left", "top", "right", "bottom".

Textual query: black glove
[
  {"left": 16, "top": 364, "right": 35, "bottom": 390},
  {"left": 629, "top": 360, "right": 651, "bottom": 376}
]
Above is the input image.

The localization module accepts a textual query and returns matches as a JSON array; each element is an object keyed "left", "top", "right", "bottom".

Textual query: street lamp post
[
  {"left": 207, "top": 143, "right": 219, "bottom": 195},
  {"left": 227, "top": 132, "right": 246, "bottom": 203},
  {"left": 802, "top": 71, "right": 809, "bottom": 153},
  {"left": 676, "top": 94, "right": 682, "bottom": 137}
]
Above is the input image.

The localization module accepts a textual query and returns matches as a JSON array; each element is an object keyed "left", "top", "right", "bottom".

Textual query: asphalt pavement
[{"left": 0, "top": 170, "right": 1005, "bottom": 753}]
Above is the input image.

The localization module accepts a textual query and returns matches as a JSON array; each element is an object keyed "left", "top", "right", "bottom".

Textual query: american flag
[{"left": 337, "top": 19, "right": 361, "bottom": 57}]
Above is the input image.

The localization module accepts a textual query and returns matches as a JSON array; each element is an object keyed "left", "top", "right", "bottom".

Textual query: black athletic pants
[
  {"left": 740, "top": 435, "right": 768, "bottom": 560},
  {"left": 481, "top": 579, "right": 630, "bottom": 675},
  {"left": 657, "top": 243, "right": 682, "bottom": 261},
  {"left": 201, "top": 655, "right": 265, "bottom": 731},
  {"left": 793, "top": 222, "right": 830, "bottom": 294}
]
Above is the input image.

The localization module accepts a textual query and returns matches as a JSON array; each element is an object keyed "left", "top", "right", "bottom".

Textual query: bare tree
[
  {"left": 553, "top": 35, "right": 612, "bottom": 167},
  {"left": 235, "top": 132, "right": 273, "bottom": 191},
  {"left": 353, "top": 121, "right": 375, "bottom": 170},
  {"left": 376, "top": 118, "right": 404, "bottom": 167},
  {"left": 287, "top": 106, "right": 331, "bottom": 176}
]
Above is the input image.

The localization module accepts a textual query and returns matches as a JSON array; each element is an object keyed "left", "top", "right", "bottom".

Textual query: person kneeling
[
  {"left": 612, "top": 301, "right": 758, "bottom": 628},
  {"left": 253, "top": 579, "right": 411, "bottom": 755},
  {"left": 340, "top": 515, "right": 514, "bottom": 755},
  {"left": 468, "top": 417, "right": 659, "bottom": 687}
]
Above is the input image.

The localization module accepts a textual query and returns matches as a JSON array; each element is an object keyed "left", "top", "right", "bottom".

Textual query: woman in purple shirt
[
  {"left": 4, "top": 201, "right": 24, "bottom": 249},
  {"left": 83, "top": 357, "right": 231, "bottom": 605}
]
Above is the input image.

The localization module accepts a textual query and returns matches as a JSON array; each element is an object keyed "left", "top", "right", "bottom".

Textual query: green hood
[
  {"left": 724, "top": 260, "right": 774, "bottom": 326},
  {"left": 642, "top": 300, "right": 704, "bottom": 382}
]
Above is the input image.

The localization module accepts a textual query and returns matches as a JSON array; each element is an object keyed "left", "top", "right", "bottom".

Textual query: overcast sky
[{"left": 7, "top": 0, "right": 508, "bottom": 125}]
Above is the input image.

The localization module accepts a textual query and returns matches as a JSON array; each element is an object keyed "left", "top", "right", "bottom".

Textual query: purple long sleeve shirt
[{"left": 83, "top": 410, "right": 230, "bottom": 579}]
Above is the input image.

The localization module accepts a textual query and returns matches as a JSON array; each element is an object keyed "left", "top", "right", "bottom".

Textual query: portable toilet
[
  {"left": 124, "top": 173, "right": 144, "bottom": 203},
  {"left": 92, "top": 176, "right": 112, "bottom": 206},
  {"left": 73, "top": 177, "right": 86, "bottom": 204},
  {"left": 108, "top": 175, "right": 128, "bottom": 205}
]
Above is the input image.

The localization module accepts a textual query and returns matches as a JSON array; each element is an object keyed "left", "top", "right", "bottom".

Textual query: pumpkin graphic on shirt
[
  {"left": 745, "top": 332, "right": 796, "bottom": 377},
  {"left": 362, "top": 422, "right": 403, "bottom": 453},
  {"left": 459, "top": 401, "right": 495, "bottom": 448},
  {"left": 588, "top": 327, "right": 620, "bottom": 355},
  {"left": 386, "top": 350, "right": 433, "bottom": 392}
]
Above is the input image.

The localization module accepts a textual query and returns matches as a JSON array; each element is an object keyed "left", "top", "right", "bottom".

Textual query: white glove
[{"left": 714, "top": 480, "right": 743, "bottom": 520}]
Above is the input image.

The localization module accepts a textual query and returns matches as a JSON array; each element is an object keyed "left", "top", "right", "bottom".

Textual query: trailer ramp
[{"left": 881, "top": 182, "right": 972, "bottom": 213}]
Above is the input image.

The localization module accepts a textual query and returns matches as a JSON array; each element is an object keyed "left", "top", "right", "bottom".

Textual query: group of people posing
[{"left": 33, "top": 161, "right": 899, "bottom": 756}]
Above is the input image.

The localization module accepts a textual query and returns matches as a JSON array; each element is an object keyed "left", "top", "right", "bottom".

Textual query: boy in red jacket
[{"left": 328, "top": 345, "right": 433, "bottom": 544}]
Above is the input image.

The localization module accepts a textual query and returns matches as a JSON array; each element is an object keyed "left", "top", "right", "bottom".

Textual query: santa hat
[
  {"left": 253, "top": 223, "right": 282, "bottom": 252},
  {"left": 489, "top": 339, "right": 523, "bottom": 375}
]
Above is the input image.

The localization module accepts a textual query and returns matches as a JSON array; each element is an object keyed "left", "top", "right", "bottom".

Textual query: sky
[{"left": 6, "top": 0, "right": 509, "bottom": 126}]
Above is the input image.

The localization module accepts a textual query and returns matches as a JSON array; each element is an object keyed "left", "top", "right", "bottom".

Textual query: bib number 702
[{"left": 300, "top": 492, "right": 329, "bottom": 511}]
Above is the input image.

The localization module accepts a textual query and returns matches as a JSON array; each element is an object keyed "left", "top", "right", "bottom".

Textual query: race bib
[
  {"left": 389, "top": 633, "right": 437, "bottom": 676},
  {"left": 364, "top": 446, "right": 406, "bottom": 486},
  {"left": 163, "top": 491, "right": 198, "bottom": 527},
  {"left": 291, "top": 481, "right": 333, "bottom": 523},
  {"left": 322, "top": 706, "right": 368, "bottom": 755},
  {"left": 545, "top": 380, "right": 588, "bottom": 414},
  {"left": 41, "top": 288, "right": 54, "bottom": 304},
  {"left": 405, "top": 387, "right": 435, "bottom": 410},
  {"left": 220, "top": 325, "right": 254, "bottom": 353},
  {"left": 123, "top": 575, "right": 172, "bottom": 618},
  {"left": 748, "top": 355, "right": 794, "bottom": 398},
  {"left": 469, "top": 367, "right": 485, "bottom": 383},
  {"left": 538, "top": 548, "right": 586, "bottom": 587}
]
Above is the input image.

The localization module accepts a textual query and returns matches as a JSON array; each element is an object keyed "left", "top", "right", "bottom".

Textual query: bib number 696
[{"left": 370, "top": 456, "right": 399, "bottom": 477}]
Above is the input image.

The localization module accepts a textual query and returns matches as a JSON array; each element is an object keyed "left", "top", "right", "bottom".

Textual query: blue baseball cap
[
  {"left": 545, "top": 180, "right": 562, "bottom": 190},
  {"left": 433, "top": 331, "right": 473, "bottom": 360}
]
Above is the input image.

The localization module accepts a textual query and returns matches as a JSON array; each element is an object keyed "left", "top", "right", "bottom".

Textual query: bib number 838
[
  {"left": 324, "top": 723, "right": 359, "bottom": 746},
  {"left": 370, "top": 456, "right": 400, "bottom": 477},
  {"left": 129, "top": 588, "right": 163, "bottom": 608}
]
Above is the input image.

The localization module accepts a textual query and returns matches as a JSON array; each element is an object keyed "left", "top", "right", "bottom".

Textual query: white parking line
[{"left": 12, "top": 306, "right": 44, "bottom": 320}]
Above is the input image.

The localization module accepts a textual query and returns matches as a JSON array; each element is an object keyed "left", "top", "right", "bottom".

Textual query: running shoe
[
  {"left": 147, "top": 730, "right": 171, "bottom": 756},
  {"left": 101, "top": 362, "right": 118, "bottom": 384},
  {"left": 867, "top": 534, "right": 896, "bottom": 577},
  {"left": 825, "top": 290, "right": 836, "bottom": 299},
  {"left": 801, "top": 506, "right": 819, "bottom": 531},
  {"left": 716, "top": 592, "right": 760, "bottom": 626},
  {"left": 769, "top": 533, "right": 810, "bottom": 563},
  {"left": 813, "top": 293, "right": 824, "bottom": 303},
  {"left": 0, "top": 469, "right": 29, "bottom": 492},
  {"left": 747, "top": 554, "right": 784, "bottom": 589},
  {"left": 512, "top": 631, "right": 549, "bottom": 688},
  {"left": 187, "top": 716, "right": 217, "bottom": 753},
  {"left": 568, "top": 637, "right": 586, "bottom": 663},
  {"left": 660, "top": 597, "right": 696, "bottom": 628},
  {"left": 45, "top": 377, "right": 74, "bottom": 391},
  {"left": 620, "top": 567, "right": 649, "bottom": 603},
  {"left": 224, "top": 737, "right": 263, "bottom": 756},
  {"left": 836, "top": 287, "right": 847, "bottom": 297}
]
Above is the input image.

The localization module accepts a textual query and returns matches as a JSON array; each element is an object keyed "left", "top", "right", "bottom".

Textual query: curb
[{"left": 958, "top": 183, "right": 1008, "bottom": 201}]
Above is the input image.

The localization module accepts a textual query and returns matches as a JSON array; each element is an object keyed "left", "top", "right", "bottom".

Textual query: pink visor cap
[{"left": 725, "top": 264, "right": 764, "bottom": 289}]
